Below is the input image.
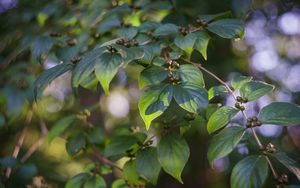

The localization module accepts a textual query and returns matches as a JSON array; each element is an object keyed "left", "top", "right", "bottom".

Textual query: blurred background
[{"left": 0, "top": 0, "right": 300, "bottom": 187}]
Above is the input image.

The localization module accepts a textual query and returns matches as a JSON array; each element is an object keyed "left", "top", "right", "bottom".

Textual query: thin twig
[
  {"left": 92, "top": 146, "right": 123, "bottom": 171},
  {"left": 265, "top": 155, "right": 279, "bottom": 179},
  {"left": 5, "top": 110, "right": 33, "bottom": 178},
  {"left": 20, "top": 120, "right": 48, "bottom": 163}
]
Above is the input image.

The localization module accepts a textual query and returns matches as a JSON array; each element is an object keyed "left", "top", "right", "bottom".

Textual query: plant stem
[{"left": 185, "top": 59, "right": 279, "bottom": 180}]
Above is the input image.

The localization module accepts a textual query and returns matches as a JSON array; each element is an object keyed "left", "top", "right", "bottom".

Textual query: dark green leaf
[
  {"left": 136, "top": 147, "right": 161, "bottom": 184},
  {"left": 239, "top": 81, "right": 274, "bottom": 101},
  {"left": 123, "top": 160, "right": 140, "bottom": 184},
  {"left": 208, "top": 126, "right": 245, "bottom": 165},
  {"left": 87, "top": 127, "right": 105, "bottom": 144},
  {"left": 231, "top": 75, "right": 252, "bottom": 90},
  {"left": 157, "top": 133, "right": 189, "bottom": 183},
  {"left": 66, "top": 173, "right": 90, "bottom": 188},
  {"left": 273, "top": 152, "right": 300, "bottom": 181},
  {"left": 153, "top": 23, "right": 179, "bottom": 36},
  {"left": 231, "top": 155, "right": 269, "bottom": 188},
  {"left": 117, "top": 27, "right": 138, "bottom": 39},
  {"left": 258, "top": 102, "right": 300, "bottom": 126},
  {"left": 207, "top": 106, "right": 239, "bottom": 134},
  {"left": 198, "top": 11, "right": 233, "bottom": 23},
  {"left": 207, "top": 19, "right": 244, "bottom": 40},
  {"left": 193, "top": 31, "right": 210, "bottom": 60},
  {"left": 72, "top": 47, "right": 104, "bottom": 88},
  {"left": 178, "top": 64, "right": 205, "bottom": 87},
  {"left": 34, "top": 63, "right": 73, "bottom": 99},
  {"left": 48, "top": 115, "right": 76, "bottom": 144},
  {"left": 123, "top": 47, "right": 145, "bottom": 64},
  {"left": 142, "top": 1, "right": 172, "bottom": 10},
  {"left": 138, "top": 66, "right": 168, "bottom": 89},
  {"left": 31, "top": 36, "right": 54, "bottom": 59},
  {"left": 66, "top": 134, "right": 86, "bottom": 156},
  {"left": 173, "top": 84, "right": 208, "bottom": 114},
  {"left": 208, "top": 85, "right": 228, "bottom": 100},
  {"left": 104, "top": 135, "right": 138, "bottom": 157},
  {"left": 16, "top": 164, "right": 38, "bottom": 180},
  {"left": 138, "top": 84, "right": 173, "bottom": 129},
  {"left": 174, "top": 33, "right": 198, "bottom": 56},
  {"left": 95, "top": 52, "right": 123, "bottom": 94},
  {"left": 83, "top": 175, "right": 106, "bottom": 188},
  {"left": 205, "top": 104, "right": 220, "bottom": 120},
  {"left": 139, "top": 44, "right": 161, "bottom": 63}
]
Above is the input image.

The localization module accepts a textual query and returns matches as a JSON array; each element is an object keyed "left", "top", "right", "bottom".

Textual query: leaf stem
[{"left": 91, "top": 146, "right": 123, "bottom": 171}]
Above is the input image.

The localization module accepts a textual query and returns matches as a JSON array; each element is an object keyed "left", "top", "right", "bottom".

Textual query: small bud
[
  {"left": 240, "top": 106, "right": 245, "bottom": 111},
  {"left": 256, "top": 120, "right": 262, "bottom": 126},
  {"left": 71, "top": 56, "right": 82, "bottom": 64},
  {"left": 246, "top": 122, "right": 252, "bottom": 128},
  {"left": 242, "top": 97, "right": 248, "bottom": 103},
  {"left": 66, "top": 38, "right": 77, "bottom": 46},
  {"left": 235, "top": 102, "right": 240, "bottom": 109},
  {"left": 266, "top": 143, "right": 276, "bottom": 153},
  {"left": 280, "top": 174, "right": 288, "bottom": 184},
  {"left": 106, "top": 45, "right": 113, "bottom": 51}
]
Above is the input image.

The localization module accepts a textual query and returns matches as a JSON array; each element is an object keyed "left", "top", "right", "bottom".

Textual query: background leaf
[
  {"left": 239, "top": 81, "right": 274, "bottom": 101},
  {"left": 258, "top": 102, "right": 300, "bottom": 126}
]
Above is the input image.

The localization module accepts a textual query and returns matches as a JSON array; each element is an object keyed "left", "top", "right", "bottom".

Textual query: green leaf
[
  {"left": 198, "top": 11, "right": 233, "bottom": 23},
  {"left": 207, "top": 19, "right": 244, "bottom": 40},
  {"left": 239, "top": 81, "right": 274, "bottom": 101},
  {"left": 173, "top": 84, "right": 208, "bottom": 113},
  {"left": 138, "top": 84, "right": 173, "bottom": 129},
  {"left": 273, "top": 152, "right": 300, "bottom": 181},
  {"left": 231, "top": 75, "right": 252, "bottom": 90},
  {"left": 48, "top": 115, "right": 76, "bottom": 144},
  {"left": 104, "top": 135, "right": 138, "bottom": 157},
  {"left": 138, "top": 66, "right": 168, "bottom": 89},
  {"left": 83, "top": 175, "right": 106, "bottom": 188},
  {"left": 205, "top": 104, "right": 220, "bottom": 120},
  {"left": 193, "top": 31, "right": 210, "bottom": 60},
  {"left": 174, "top": 33, "right": 198, "bottom": 56},
  {"left": 207, "top": 106, "right": 239, "bottom": 134},
  {"left": 142, "top": 1, "right": 173, "bottom": 10},
  {"left": 111, "top": 179, "right": 129, "bottom": 188},
  {"left": 66, "top": 134, "right": 86, "bottom": 156},
  {"left": 177, "top": 64, "right": 205, "bottom": 87},
  {"left": 208, "top": 85, "right": 228, "bottom": 100},
  {"left": 136, "top": 147, "right": 161, "bottom": 184},
  {"left": 31, "top": 36, "right": 54, "bottom": 60},
  {"left": 208, "top": 126, "right": 245, "bottom": 166},
  {"left": 258, "top": 102, "right": 300, "bottom": 126},
  {"left": 65, "top": 173, "right": 90, "bottom": 188},
  {"left": 153, "top": 23, "right": 179, "bottom": 36},
  {"left": 72, "top": 47, "right": 104, "bottom": 88},
  {"left": 231, "top": 155, "right": 269, "bottom": 188},
  {"left": 34, "top": 63, "right": 73, "bottom": 99},
  {"left": 95, "top": 52, "right": 123, "bottom": 95},
  {"left": 123, "top": 160, "right": 140, "bottom": 184},
  {"left": 117, "top": 27, "right": 138, "bottom": 39},
  {"left": 139, "top": 44, "right": 161, "bottom": 63},
  {"left": 87, "top": 127, "right": 105, "bottom": 144},
  {"left": 121, "top": 47, "right": 145, "bottom": 65},
  {"left": 157, "top": 133, "right": 189, "bottom": 183}
]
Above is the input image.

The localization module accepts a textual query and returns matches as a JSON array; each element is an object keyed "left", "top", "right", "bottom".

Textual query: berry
[
  {"left": 246, "top": 122, "right": 252, "bottom": 128},
  {"left": 243, "top": 97, "right": 248, "bottom": 103},
  {"left": 116, "top": 38, "right": 124, "bottom": 45},
  {"left": 266, "top": 143, "right": 276, "bottom": 153},
  {"left": 106, "top": 45, "right": 113, "bottom": 51},
  {"left": 256, "top": 120, "right": 262, "bottom": 126},
  {"left": 236, "top": 96, "right": 243, "bottom": 102},
  {"left": 71, "top": 56, "right": 82, "bottom": 64},
  {"left": 240, "top": 106, "right": 245, "bottom": 111},
  {"left": 235, "top": 102, "right": 240, "bottom": 109}
]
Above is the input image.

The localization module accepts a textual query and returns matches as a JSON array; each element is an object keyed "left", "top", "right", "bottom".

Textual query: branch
[
  {"left": 91, "top": 146, "right": 123, "bottom": 171},
  {"left": 20, "top": 120, "right": 48, "bottom": 163},
  {"left": 185, "top": 59, "right": 279, "bottom": 180},
  {"left": 5, "top": 110, "right": 33, "bottom": 178}
]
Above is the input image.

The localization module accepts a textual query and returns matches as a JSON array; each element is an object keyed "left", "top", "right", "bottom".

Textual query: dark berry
[
  {"left": 71, "top": 56, "right": 82, "bottom": 64},
  {"left": 50, "top": 32, "right": 62, "bottom": 37},
  {"left": 236, "top": 96, "right": 243, "bottom": 102},
  {"left": 235, "top": 102, "right": 240, "bottom": 109}
]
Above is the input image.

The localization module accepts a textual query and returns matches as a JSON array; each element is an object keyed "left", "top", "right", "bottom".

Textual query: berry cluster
[
  {"left": 49, "top": 32, "right": 62, "bottom": 37},
  {"left": 266, "top": 143, "right": 276, "bottom": 153},
  {"left": 71, "top": 56, "right": 82, "bottom": 64},
  {"left": 168, "top": 73, "right": 181, "bottom": 84},
  {"left": 196, "top": 18, "right": 208, "bottom": 27},
  {"left": 235, "top": 102, "right": 245, "bottom": 111},
  {"left": 178, "top": 26, "right": 188, "bottom": 35},
  {"left": 246, "top": 116, "right": 262, "bottom": 128},
  {"left": 106, "top": 45, "right": 118, "bottom": 53},
  {"left": 116, "top": 38, "right": 139, "bottom": 48},
  {"left": 235, "top": 96, "right": 248, "bottom": 111},
  {"left": 236, "top": 96, "right": 248, "bottom": 103},
  {"left": 66, "top": 38, "right": 77, "bottom": 46},
  {"left": 277, "top": 174, "right": 289, "bottom": 185}
]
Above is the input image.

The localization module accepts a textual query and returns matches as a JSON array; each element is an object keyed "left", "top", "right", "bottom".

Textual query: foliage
[{"left": 0, "top": 0, "right": 300, "bottom": 187}]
